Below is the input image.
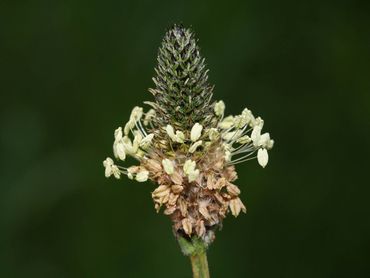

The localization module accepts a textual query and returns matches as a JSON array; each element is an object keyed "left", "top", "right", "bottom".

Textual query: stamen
[
  {"left": 230, "top": 141, "right": 249, "bottom": 153},
  {"left": 117, "top": 169, "right": 128, "bottom": 175},
  {"left": 138, "top": 119, "right": 148, "bottom": 136},
  {"left": 229, "top": 155, "right": 257, "bottom": 165},
  {"left": 228, "top": 149, "right": 257, "bottom": 164},
  {"left": 228, "top": 131, "right": 241, "bottom": 144},
  {"left": 241, "top": 127, "right": 253, "bottom": 136},
  {"left": 223, "top": 125, "right": 236, "bottom": 134},
  {"left": 231, "top": 144, "right": 254, "bottom": 155},
  {"left": 134, "top": 121, "right": 146, "bottom": 137}
]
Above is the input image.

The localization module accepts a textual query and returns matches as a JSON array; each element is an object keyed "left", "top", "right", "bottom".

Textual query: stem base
[
  {"left": 177, "top": 236, "right": 210, "bottom": 278},
  {"left": 190, "top": 250, "right": 210, "bottom": 278}
]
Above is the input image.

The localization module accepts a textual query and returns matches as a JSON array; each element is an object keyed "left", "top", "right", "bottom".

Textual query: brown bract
[{"left": 142, "top": 141, "right": 246, "bottom": 243}]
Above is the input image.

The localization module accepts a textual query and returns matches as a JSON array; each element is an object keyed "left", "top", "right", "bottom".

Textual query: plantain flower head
[{"left": 102, "top": 24, "right": 274, "bottom": 245}]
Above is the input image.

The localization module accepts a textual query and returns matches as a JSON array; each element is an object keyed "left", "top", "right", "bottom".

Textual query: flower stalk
[
  {"left": 190, "top": 250, "right": 209, "bottom": 278},
  {"left": 178, "top": 236, "right": 210, "bottom": 278}
]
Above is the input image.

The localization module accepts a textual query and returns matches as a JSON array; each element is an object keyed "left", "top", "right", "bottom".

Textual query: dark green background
[{"left": 1, "top": 0, "right": 369, "bottom": 277}]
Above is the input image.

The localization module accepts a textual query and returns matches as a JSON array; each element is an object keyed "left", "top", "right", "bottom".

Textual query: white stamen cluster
[
  {"left": 215, "top": 105, "right": 274, "bottom": 168},
  {"left": 104, "top": 106, "right": 157, "bottom": 182},
  {"left": 103, "top": 100, "right": 274, "bottom": 240}
]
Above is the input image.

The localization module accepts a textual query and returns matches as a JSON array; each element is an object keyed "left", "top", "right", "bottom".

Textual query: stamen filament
[{"left": 229, "top": 155, "right": 257, "bottom": 165}]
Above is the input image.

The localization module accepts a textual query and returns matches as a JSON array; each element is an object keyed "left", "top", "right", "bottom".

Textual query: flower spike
[{"left": 102, "top": 24, "right": 274, "bottom": 249}]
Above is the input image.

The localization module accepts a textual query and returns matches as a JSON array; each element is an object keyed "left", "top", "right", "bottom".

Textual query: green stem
[
  {"left": 177, "top": 236, "right": 210, "bottom": 278},
  {"left": 190, "top": 249, "right": 210, "bottom": 278}
]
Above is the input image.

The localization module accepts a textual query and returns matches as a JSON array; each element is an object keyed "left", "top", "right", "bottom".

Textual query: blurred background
[{"left": 1, "top": 0, "right": 369, "bottom": 277}]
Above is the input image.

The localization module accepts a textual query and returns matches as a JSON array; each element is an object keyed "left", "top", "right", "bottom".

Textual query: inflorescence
[{"left": 103, "top": 24, "right": 274, "bottom": 243}]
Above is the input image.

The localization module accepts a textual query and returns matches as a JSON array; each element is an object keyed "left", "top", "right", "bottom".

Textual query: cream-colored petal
[
  {"left": 267, "top": 139, "right": 274, "bottom": 150},
  {"left": 214, "top": 100, "right": 225, "bottom": 116},
  {"left": 130, "top": 106, "right": 143, "bottom": 122},
  {"left": 166, "top": 125, "right": 176, "bottom": 140},
  {"left": 236, "top": 135, "right": 251, "bottom": 144},
  {"left": 251, "top": 125, "right": 262, "bottom": 145},
  {"left": 259, "top": 132, "right": 271, "bottom": 147},
  {"left": 115, "top": 142, "right": 126, "bottom": 161},
  {"left": 104, "top": 165, "right": 112, "bottom": 178},
  {"left": 189, "top": 140, "right": 202, "bottom": 153},
  {"left": 257, "top": 148, "right": 268, "bottom": 168},
  {"left": 140, "top": 133, "right": 154, "bottom": 149},
  {"left": 135, "top": 170, "right": 149, "bottom": 182},
  {"left": 114, "top": 127, "right": 123, "bottom": 141},
  {"left": 124, "top": 119, "right": 135, "bottom": 135},
  {"left": 162, "top": 159, "right": 174, "bottom": 175},
  {"left": 208, "top": 128, "right": 219, "bottom": 141},
  {"left": 190, "top": 123, "right": 203, "bottom": 142},
  {"left": 122, "top": 136, "right": 134, "bottom": 154},
  {"left": 103, "top": 158, "right": 114, "bottom": 178},
  {"left": 143, "top": 109, "right": 155, "bottom": 125},
  {"left": 218, "top": 115, "right": 234, "bottom": 129},
  {"left": 183, "top": 159, "right": 196, "bottom": 175},
  {"left": 175, "top": 131, "right": 185, "bottom": 143},
  {"left": 250, "top": 116, "right": 264, "bottom": 128},
  {"left": 132, "top": 133, "right": 143, "bottom": 153},
  {"left": 111, "top": 165, "right": 121, "bottom": 179},
  {"left": 188, "top": 169, "right": 200, "bottom": 183}
]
